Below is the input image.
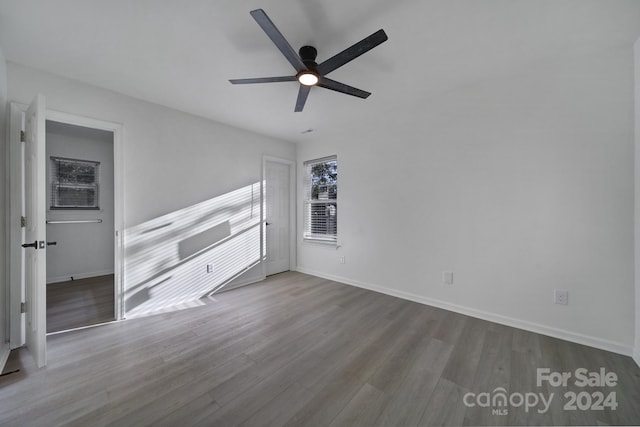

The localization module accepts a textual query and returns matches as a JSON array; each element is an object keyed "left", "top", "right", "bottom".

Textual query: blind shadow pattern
[{"left": 124, "top": 182, "right": 261, "bottom": 318}]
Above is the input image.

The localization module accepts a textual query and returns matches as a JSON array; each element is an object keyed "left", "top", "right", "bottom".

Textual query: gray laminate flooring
[
  {"left": 47, "top": 274, "right": 116, "bottom": 333},
  {"left": 1, "top": 271, "right": 639, "bottom": 426}
]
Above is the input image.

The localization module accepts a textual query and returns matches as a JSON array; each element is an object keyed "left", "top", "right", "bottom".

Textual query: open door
[{"left": 23, "top": 94, "right": 47, "bottom": 368}]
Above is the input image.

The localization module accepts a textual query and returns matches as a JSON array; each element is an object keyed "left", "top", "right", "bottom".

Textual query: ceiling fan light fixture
[
  {"left": 297, "top": 71, "right": 319, "bottom": 86},
  {"left": 230, "top": 9, "right": 388, "bottom": 111}
]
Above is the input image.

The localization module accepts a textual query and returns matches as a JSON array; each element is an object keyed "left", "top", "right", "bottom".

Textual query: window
[
  {"left": 50, "top": 156, "right": 100, "bottom": 209},
  {"left": 303, "top": 156, "right": 337, "bottom": 243}
]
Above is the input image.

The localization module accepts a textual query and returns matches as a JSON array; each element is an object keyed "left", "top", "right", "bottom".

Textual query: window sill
[
  {"left": 50, "top": 207, "right": 101, "bottom": 211},
  {"left": 303, "top": 237, "right": 338, "bottom": 246},
  {"left": 48, "top": 208, "right": 105, "bottom": 214}
]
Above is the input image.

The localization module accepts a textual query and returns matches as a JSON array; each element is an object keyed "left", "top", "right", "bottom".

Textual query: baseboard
[
  {"left": 47, "top": 269, "right": 114, "bottom": 284},
  {"left": 296, "top": 267, "right": 634, "bottom": 357},
  {"left": 633, "top": 347, "right": 640, "bottom": 368},
  {"left": 0, "top": 342, "right": 11, "bottom": 373}
]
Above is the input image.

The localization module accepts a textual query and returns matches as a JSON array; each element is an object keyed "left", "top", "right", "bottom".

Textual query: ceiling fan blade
[
  {"left": 250, "top": 9, "right": 306, "bottom": 73},
  {"left": 229, "top": 76, "right": 296, "bottom": 84},
  {"left": 318, "top": 77, "right": 371, "bottom": 99},
  {"left": 316, "top": 29, "right": 388, "bottom": 76},
  {"left": 295, "top": 85, "right": 311, "bottom": 112}
]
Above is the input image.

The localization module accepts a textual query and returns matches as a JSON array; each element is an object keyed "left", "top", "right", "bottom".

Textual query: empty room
[{"left": 1, "top": 1, "right": 640, "bottom": 426}]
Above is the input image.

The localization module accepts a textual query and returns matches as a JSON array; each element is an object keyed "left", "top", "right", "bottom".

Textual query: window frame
[
  {"left": 49, "top": 156, "right": 101, "bottom": 210},
  {"left": 303, "top": 155, "right": 338, "bottom": 244}
]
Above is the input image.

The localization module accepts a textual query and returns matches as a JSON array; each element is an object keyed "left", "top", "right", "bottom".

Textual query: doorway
[
  {"left": 44, "top": 120, "right": 115, "bottom": 332},
  {"left": 264, "top": 158, "right": 295, "bottom": 276},
  {"left": 8, "top": 98, "right": 125, "bottom": 367}
]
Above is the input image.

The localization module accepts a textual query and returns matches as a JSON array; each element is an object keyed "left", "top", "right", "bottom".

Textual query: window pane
[
  {"left": 310, "top": 160, "right": 337, "bottom": 200},
  {"left": 57, "top": 162, "right": 96, "bottom": 184},
  {"left": 56, "top": 186, "right": 96, "bottom": 207},
  {"left": 308, "top": 202, "right": 337, "bottom": 237}
]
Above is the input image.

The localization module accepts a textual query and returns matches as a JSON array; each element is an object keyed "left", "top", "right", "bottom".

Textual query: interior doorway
[
  {"left": 44, "top": 120, "right": 115, "bottom": 332},
  {"left": 9, "top": 98, "right": 124, "bottom": 366},
  {"left": 264, "top": 158, "right": 295, "bottom": 276}
]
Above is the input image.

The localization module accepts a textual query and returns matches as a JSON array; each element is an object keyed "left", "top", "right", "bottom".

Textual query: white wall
[
  {"left": 7, "top": 62, "right": 295, "bottom": 317},
  {"left": 634, "top": 39, "right": 640, "bottom": 367},
  {"left": 0, "top": 47, "right": 9, "bottom": 367},
  {"left": 297, "top": 45, "right": 636, "bottom": 355},
  {"left": 45, "top": 121, "right": 114, "bottom": 283}
]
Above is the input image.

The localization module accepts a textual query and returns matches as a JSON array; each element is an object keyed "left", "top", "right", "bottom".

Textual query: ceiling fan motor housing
[{"left": 299, "top": 45, "right": 318, "bottom": 69}]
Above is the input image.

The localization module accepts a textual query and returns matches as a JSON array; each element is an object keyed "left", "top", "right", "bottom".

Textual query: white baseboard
[
  {"left": 0, "top": 343, "right": 11, "bottom": 373},
  {"left": 296, "top": 267, "right": 634, "bottom": 357},
  {"left": 47, "top": 269, "right": 114, "bottom": 284},
  {"left": 633, "top": 347, "right": 640, "bottom": 368}
]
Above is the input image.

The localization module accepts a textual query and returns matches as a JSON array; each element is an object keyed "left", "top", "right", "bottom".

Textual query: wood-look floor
[
  {"left": 46, "top": 275, "right": 115, "bottom": 333},
  {"left": 2, "top": 271, "right": 640, "bottom": 426}
]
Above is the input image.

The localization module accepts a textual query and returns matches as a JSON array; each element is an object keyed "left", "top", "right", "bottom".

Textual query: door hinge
[
  {"left": 21, "top": 216, "right": 26, "bottom": 228},
  {"left": 20, "top": 302, "right": 26, "bottom": 314},
  {"left": 20, "top": 130, "right": 25, "bottom": 142}
]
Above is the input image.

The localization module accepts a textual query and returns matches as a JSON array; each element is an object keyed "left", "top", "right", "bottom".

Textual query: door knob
[
  {"left": 21, "top": 240, "right": 38, "bottom": 249},
  {"left": 266, "top": 222, "right": 271, "bottom": 226}
]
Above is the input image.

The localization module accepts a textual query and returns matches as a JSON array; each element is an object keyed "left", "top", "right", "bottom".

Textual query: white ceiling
[{"left": 1, "top": 0, "right": 640, "bottom": 143}]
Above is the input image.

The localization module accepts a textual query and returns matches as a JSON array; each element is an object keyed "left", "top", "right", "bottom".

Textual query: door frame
[
  {"left": 8, "top": 104, "right": 125, "bottom": 347},
  {"left": 8, "top": 103, "right": 25, "bottom": 348},
  {"left": 262, "top": 156, "right": 296, "bottom": 277}
]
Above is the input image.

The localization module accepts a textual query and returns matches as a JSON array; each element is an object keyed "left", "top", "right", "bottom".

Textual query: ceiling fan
[{"left": 230, "top": 9, "right": 388, "bottom": 112}]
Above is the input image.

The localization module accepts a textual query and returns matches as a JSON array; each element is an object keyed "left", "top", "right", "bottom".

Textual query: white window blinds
[
  {"left": 303, "top": 156, "right": 337, "bottom": 242},
  {"left": 50, "top": 156, "right": 100, "bottom": 209}
]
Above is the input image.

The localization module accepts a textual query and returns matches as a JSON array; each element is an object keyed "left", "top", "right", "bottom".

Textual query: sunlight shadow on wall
[{"left": 124, "top": 182, "right": 262, "bottom": 318}]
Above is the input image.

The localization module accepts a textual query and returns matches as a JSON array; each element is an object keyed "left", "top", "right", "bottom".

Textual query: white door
[
  {"left": 265, "top": 161, "right": 290, "bottom": 276},
  {"left": 23, "top": 94, "right": 47, "bottom": 368}
]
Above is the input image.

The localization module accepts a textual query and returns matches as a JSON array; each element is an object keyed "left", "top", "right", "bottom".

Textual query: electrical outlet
[
  {"left": 206, "top": 263, "right": 214, "bottom": 274},
  {"left": 443, "top": 271, "right": 454, "bottom": 285},
  {"left": 554, "top": 289, "right": 568, "bottom": 305},
  {"left": 339, "top": 256, "right": 345, "bottom": 264}
]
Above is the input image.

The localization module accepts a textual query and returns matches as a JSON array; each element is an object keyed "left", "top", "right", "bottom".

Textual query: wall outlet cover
[{"left": 554, "top": 289, "right": 568, "bottom": 305}]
